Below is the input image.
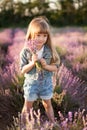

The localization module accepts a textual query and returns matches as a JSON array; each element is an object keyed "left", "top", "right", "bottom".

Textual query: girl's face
[{"left": 34, "top": 33, "right": 48, "bottom": 50}]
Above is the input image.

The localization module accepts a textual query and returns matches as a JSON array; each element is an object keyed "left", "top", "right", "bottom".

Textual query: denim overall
[{"left": 20, "top": 44, "right": 54, "bottom": 101}]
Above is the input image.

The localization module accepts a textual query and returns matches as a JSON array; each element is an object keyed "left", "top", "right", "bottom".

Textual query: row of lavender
[
  {"left": 53, "top": 27, "right": 87, "bottom": 107},
  {"left": 0, "top": 28, "right": 87, "bottom": 129}
]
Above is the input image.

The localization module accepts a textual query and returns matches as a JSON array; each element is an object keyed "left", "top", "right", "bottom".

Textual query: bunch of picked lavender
[{"left": 25, "top": 39, "right": 42, "bottom": 71}]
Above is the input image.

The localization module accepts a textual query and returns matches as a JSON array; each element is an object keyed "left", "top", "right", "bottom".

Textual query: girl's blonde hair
[{"left": 26, "top": 16, "right": 60, "bottom": 65}]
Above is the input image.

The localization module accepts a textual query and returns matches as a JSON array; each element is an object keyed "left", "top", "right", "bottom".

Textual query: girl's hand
[
  {"left": 40, "top": 58, "right": 57, "bottom": 71},
  {"left": 32, "top": 54, "right": 38, "bottom": 64},
  {"left": 40, "top": 58, "right": 47, "bottom": 69}
]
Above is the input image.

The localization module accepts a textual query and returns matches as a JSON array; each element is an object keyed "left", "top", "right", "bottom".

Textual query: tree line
[{"left": 0, "top": 0, "right": 87, "bottom": 27}]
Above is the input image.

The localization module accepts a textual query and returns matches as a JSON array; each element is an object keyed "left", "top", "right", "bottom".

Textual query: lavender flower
[
  {"left": 68, "top": 111, "right": 73, "bottom": 122},
  {"left": 61, "top": 118, "right": 68, "bottom": 129},
  {"left": 26, "top": 39, "right": 37, "bottom": 53},
  {"left": 25, "top": 39, "right": 42, "bottom": 71}
]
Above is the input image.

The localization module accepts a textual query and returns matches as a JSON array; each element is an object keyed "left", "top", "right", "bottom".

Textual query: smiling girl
[{"left": 20, "top": 16, "right": 60, "bottom": 129}]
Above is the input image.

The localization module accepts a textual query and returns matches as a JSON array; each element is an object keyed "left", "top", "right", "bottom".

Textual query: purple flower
[
  {"left": 68, "top": 111, "right": 73, "bottom": 122},
  {"left": 25, "top": 39, "right": 38, "bottom": 54}
]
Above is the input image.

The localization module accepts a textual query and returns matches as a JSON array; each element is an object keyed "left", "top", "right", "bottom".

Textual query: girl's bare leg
[
  {"left": 42, "top": 99, "right": 55, "bottom": 123},
  {"left": 21, "top": 100, "right": 33, "bottom": 129}
]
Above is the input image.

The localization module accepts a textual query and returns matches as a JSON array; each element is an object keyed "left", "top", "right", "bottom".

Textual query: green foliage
[
  {"left": 0, "top": 0, "right": 87, "bottom": 27},
  {"left": 11, "top": 93, "right": 24, "bottom": 112},
  {"left": 75, "top": 53, "right": 87, "bottom": 64},
  {"left": 54, "top": 85, "right": 62, "bottom": 94},
  {"left": 78, "top": 68, "right": 87, "bottom": 82},
  {"left": 61, "top": 91, "right": 79, "bottom": 113},
  {"left": 9, "top": 74, "right": 24, "bottom": 95},
  {"left": 52, "top": 85, "right": 79, "bottom": 117},
  {"left": 56, "top": 46, "right": 67, "bottom": 58},
  {"left": 8, "top": 72, "right": 24, "bottom": 112},
  {"left": 0, "top": 44, "right": 8, "bottom": 68}
]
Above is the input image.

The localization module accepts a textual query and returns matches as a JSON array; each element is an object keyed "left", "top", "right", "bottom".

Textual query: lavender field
[{"left": 0, "top": 27, "right": 87, "bottom": 130}]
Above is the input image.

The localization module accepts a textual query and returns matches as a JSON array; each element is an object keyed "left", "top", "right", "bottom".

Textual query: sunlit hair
[
  {"left": 26, "top": 16, "right": 60, "bottom": 65},
  {"left": 26, "top": 17, "right": 51, "bottom": 46}
]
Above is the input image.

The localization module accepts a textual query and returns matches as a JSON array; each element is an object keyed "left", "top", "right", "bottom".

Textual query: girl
[{"left": 20, "top": 16, "right": 60, "bottom": 128}]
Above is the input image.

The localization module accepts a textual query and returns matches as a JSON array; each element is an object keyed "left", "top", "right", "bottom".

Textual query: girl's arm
[
  {"left": 21, "top": 54, "right": 38, "bottom": 74},
  {"left": 40, "top": 58, "right": 57, "bottom": 72},
  {"left": 21, "top": 61, "right": 35, "bottom": 74},
  {"left": 43, "top": 64, "right": 57, "bottom": 71}
]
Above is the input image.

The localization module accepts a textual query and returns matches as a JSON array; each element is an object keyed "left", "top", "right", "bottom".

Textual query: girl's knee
[
  {"left": 42, "top": 100, "right": 52, "bottom": 109},
  {"left": 22, "top": 100, "right": 33, "bottom": 113}
]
